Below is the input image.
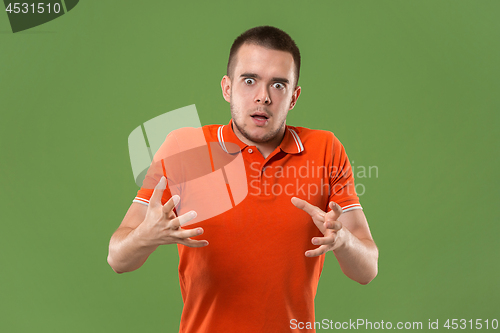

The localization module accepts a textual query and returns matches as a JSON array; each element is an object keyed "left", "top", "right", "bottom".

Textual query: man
[{"left": 108, "top": 26, "right": 378, "bottom": 332}]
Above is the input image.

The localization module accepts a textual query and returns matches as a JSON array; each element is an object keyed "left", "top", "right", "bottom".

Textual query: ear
[
  {"left": 289, "top": 85, "right": 301, "bottom": 110},
  {"left": 221, "top": 75, "right": 232, "bottom": 103}
]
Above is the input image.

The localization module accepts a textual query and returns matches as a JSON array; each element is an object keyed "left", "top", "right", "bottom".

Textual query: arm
[
  {"left": 107, "top": 203, "right": 157, "bottom": 274},
  {"left": 107, "top": 177, "right": 208, "bottom": 274},
  {"left": 291, "top": 198, "right": 378, "bottom": 285},
  {"left": 332, "top": 209, "right": 378, "bottom": 285}
]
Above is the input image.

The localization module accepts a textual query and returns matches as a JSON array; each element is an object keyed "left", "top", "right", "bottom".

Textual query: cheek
[
  {"left": 272, "top": 90, "right": 292, "bottom": 106},
  {"left": 231, "top": 87, "right": 246, "bottom": 103}
]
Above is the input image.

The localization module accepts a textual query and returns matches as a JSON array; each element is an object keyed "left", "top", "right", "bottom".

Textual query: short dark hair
[{"left": 227, "top": 26, "right": 301, "bottom": 86}]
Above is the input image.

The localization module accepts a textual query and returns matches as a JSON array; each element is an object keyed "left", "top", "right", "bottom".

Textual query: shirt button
[{"left": 248, "top": 148, "right": 253, "bottom": 153}]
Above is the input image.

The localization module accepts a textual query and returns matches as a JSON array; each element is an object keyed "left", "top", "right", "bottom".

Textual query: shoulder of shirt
[
  {"left": 162, "top": 125, "right": 221, "bottom": 140},
  {"left": 168, "top": 124, "right": 344, "bottom": 146},
  {"left": 165, "top": 126, "right": 209, "bottom": 135},
  {"left": 201, "top": 124, "right": 224, "bottom": 131},
  {"left": 287, "top": 125, "right": 342, "bottom": 144}
]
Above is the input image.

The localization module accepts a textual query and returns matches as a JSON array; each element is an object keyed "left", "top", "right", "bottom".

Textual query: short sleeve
[
  {"left": 133, "top": 159, "right": 173, "bottom": 206},
  {"left": 132, "top": 131, "right": 180, "bottom": 206},
  {"left": 328, "top": 135, "right": 362, "bottom": 213},
  {"left": 132, "top": 126, "right": 212, "bottom": 208}
]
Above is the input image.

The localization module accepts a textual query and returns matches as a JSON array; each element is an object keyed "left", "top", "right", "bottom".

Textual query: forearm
[
  {"left": 333, "top": 230, "right": 379, "bottom": 285},
  {"left": 107, "top": 226, "right": 159, "bottom": 274}
]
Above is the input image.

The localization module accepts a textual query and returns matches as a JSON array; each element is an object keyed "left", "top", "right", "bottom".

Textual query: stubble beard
[{"left": 230, "top": 102, "right": 287, "bottom": 144}]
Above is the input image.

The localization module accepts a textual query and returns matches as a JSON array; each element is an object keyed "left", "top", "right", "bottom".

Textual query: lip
[
  {"left": 251, "top": 115, "right": 269, "bottom": 126},
  {"left": 250, "top": 111, "right": 270, "bottom": 119}
]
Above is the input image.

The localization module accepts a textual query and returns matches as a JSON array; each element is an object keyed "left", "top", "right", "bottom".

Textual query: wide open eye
[
  {"left": 272, "top": 82, "right": 285, "bottom": 90},
  {"left": 244, "top": 78, "right": 256, "bottom": 85}
]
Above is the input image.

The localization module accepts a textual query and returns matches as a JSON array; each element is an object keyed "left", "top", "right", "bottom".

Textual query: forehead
[{"left": 233, "top": 43, "right": 295, "bottom": 79}]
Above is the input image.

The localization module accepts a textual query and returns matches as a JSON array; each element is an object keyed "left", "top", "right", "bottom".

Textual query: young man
[{"left": 108, "top": 26, "right": 378, "bottom": 332}]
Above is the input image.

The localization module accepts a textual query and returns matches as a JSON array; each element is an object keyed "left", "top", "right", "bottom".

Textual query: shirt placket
[{"left": 245, "top": 146, "right": 284, "bottom": 199}]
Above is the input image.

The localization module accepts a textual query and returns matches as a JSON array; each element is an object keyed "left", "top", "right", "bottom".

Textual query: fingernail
[
  {"left": 197, "top": 228, "right": 203, "bottom": 234},
  {"left": 312, "top": 239, "right": 318, "bottom": 245},
  {"left": 159, "top": 176, "right": 166, "bottom": 188},
  {"left": 172, "top": 195, "right": 180, "bottom": 206},
  {"left": 190, "top": 211, "right": 197, "bottom": 218}
]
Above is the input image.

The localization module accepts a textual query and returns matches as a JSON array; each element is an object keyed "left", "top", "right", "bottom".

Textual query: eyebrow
[{"left": 240, "top": 73, "right": 289, "bottom": 84}]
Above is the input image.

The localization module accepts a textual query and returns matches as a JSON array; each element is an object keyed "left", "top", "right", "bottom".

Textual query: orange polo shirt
[{"left": 134, "top": 120, "right": 362, "bottom": 332}]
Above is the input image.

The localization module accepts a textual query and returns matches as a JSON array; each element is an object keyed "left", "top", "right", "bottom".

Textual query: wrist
[
  {"left": 131, "top": 224, "right": 159, "bottom": 249},
  {"left": 333, "top": 227, "right": 351, "bottom": 253}
]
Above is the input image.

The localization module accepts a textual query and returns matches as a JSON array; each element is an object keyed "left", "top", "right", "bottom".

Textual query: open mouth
[
  {"left": 250, "top": 113, "right": 269, "bottom": 126},
  {"left": 250, "top": 112, "right": 269, "bottom": 121},
  {"left": 251, "top": 115, "right": 268, "bottom": 121}
]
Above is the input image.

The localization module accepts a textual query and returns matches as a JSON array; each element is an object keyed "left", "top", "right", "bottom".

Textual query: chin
[{"left": 246, "top": 130, "right": 275, "bottom": 144}]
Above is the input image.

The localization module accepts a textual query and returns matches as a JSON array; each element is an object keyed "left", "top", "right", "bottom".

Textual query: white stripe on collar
[
  {"left": 217, "top": 125, "right": 229, "bottom": 153},
  {"left": 287, "top": 128, "right": 304, "bottom": 153},
  {"left": 218, "top": 125, "right": 304, "bottom": 154}
]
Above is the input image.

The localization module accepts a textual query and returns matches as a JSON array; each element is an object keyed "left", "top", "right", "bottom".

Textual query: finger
[
  {"left": 149, "top": 176, "right": 167, "bottom": 208},
  {"left": 177, "top": 238, "right": 209, "bottom": 248},
  {"left": 292, "top": 197, "right": 328, "bottom": 234},
  {"left": 325, "top": 221, "right": 343, "bottom": 232},
  {"left": 166, "top": 209, "right": 177, "bottom": 220},
  {"left": 311, "top": 234, "right": 336, "bottom": 246},
  {"left": 169, "top": 211, "right": 197, "bottom": 229},
  {"left": 327, "top": 201, "right": 343, "bottom": 221},
  {"left": 291, "top": 197, "right": 324, "bottom": 219},
  {"left": 172, "top": 227, "right": 204, "bottom": 239},
  {"left": 305, "top": 245, "right": 329, "bottom": 257},
  {"left": 162, "top": 195, "right": 180, "bottom": 215}
]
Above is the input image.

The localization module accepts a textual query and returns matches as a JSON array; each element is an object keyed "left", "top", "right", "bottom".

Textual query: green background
[{"left": 1, "top": 1, "right": 499, "bottom": 331}]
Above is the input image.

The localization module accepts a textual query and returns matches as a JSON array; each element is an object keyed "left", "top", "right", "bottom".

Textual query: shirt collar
[
  {"left": 218, "top": 119, "right": 304, "bottom": 155},
  {"left": 281, "top": 126, "right": 305, "bottom": 154}
]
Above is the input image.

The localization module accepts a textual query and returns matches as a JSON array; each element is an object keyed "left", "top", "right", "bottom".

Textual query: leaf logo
[
  {"left": 128, "top": 105, "right": 248, "bottom": 225},
  {"left": 3, "top": 0, "right": 79, "bottom": 33}
]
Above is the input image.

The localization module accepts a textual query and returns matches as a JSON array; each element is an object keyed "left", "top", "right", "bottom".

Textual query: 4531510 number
[
  {"left": 5, "top": 2, "right": 61, "bottom": 14},
  {"left": 444, "top": 319, "right": 498, "bottom": 330}
]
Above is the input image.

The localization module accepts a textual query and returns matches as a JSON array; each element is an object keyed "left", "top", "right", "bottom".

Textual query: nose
[{"left": 255, "top": 86, "right": 271, "bottom": 105}]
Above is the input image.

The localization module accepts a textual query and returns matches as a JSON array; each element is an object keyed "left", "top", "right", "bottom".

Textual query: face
[{"left": 221, "top": 43, "right": 301, "bottom": 147}]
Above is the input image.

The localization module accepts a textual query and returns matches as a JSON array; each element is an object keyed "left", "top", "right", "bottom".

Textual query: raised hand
[
  {"left": 135, "top": 176, "right": 209, "bottom": 247},
  {"left": 291, "top": 197, "right": 344, "bottom": 257}
]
